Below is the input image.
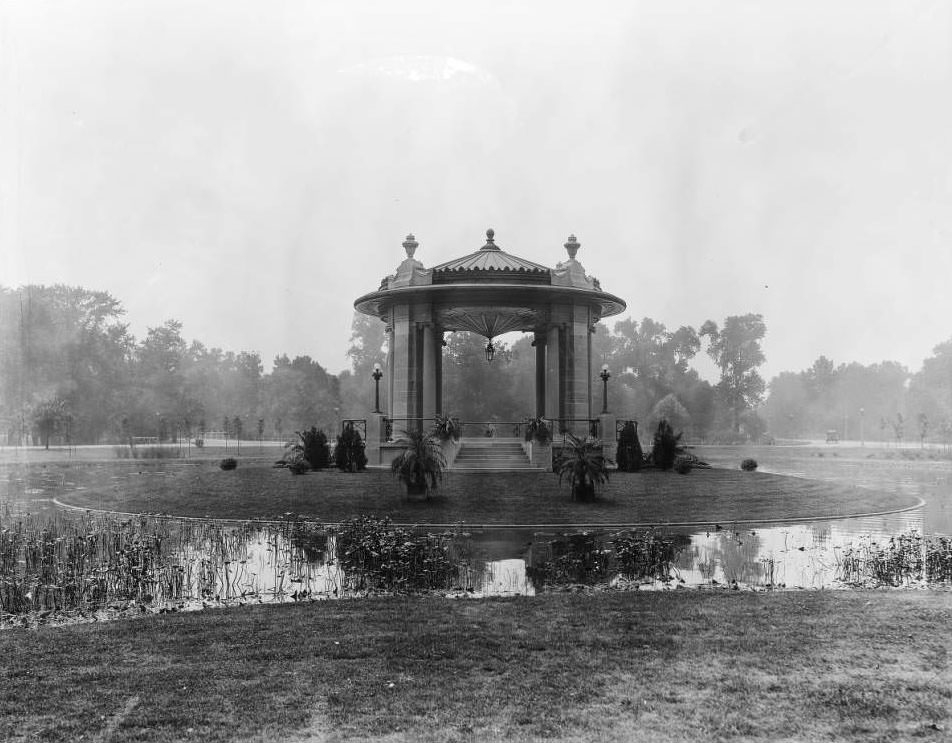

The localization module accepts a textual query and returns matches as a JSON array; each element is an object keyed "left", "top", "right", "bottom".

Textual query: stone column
[
  {"left": 435, "top": 329, "right": 445, "bottom": 416},
  {"left": 563, "top": 304, "right": 593, "bottom": 437},
  {"left": 389, "top": 304, "right": 414, "bottom": 426},
  {"left": 421, "top": 323, "right": 438, "bottom": 424},
  {"left": 533, "top": 332, "right": 546, "bottom": 418},
  {"left": 545, "top": 322, "right": 561, "bottom": 431}
]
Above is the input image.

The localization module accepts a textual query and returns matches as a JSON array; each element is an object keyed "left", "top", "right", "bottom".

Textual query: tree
[
  {"left": 908, "top": 338, "right": 952, "bottom": 429},
  {"left": 610, "top": 317, "right": 702, "bottom": 423},
  {"left": 339, "top": 312, "right": 389, "bottom": 418},
  {"left": 32, "top": 398, "right": 67, "bottom": 449},
  {"left": 700, "top": 314, "right": 767, "bottom": 433},
  {"left": 0, "top": 285, "right": 132, "bottom": 444},
  {"left": 892, "top": 413, "right": 904, "bottom": 446},
  {"left": 649, "top": 394, "right": 691, "bottom": 437}
]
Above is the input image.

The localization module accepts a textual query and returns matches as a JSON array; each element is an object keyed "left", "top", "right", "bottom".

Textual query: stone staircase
[{"left": 451, "top": 438, "right": 540, "bottom": 471}]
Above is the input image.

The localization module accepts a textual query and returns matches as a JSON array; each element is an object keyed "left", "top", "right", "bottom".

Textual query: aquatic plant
[
  {"left": 527, "top": 529, "right": 685, "bottom": 587},
  {"left": 926, "top": 536, "right": 952, "bottom": 583},
  {"left": 837, "top": 532, "right": 926, "bottom": 586},
  {"left": 611, "top": 529, "right": 686, "bottom": 581},
  {"left": 332, "top": 515, "right": 456, "bottom": 591}
]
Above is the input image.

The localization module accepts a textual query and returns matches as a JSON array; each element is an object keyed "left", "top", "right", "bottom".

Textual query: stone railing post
[
  {"left": 366, "top": 413, "right": 387, "bottom": 467},
  {"left": 599, "top": 413, "right": 617, "bottom": 469}
]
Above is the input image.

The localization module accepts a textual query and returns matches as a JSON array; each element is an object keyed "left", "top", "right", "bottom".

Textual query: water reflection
[{"left": 673, "top": 510, "right": 925, "bottom": 589}]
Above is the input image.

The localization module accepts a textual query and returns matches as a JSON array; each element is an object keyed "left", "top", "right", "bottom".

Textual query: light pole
[
  {"left": 599, "top": 364, "right": 611, "bottom": 414},
  {"left": 860, "top": 407, "right": 865, "bottom": 447},
  {"left": 372, "top": 362, "right": 383, "bottom": 413}
]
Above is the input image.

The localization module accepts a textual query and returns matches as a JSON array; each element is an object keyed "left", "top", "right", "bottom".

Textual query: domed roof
[
  {"left": 354, "top": 229, "right": 627, "bottom": 332},
  {"left": 430, "top": 229, "right": 550, "bottom": 284}
]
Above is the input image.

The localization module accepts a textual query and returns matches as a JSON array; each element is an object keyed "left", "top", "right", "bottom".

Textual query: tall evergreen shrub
[
  {"left": 651, "top": 419, "right": 683, "bottom": 471},
  {"left": 616, "top": 421, "right": 643, "bottom": 472},
  {"left": 335, "top": 423, "right": 368, "bottom": 472}
]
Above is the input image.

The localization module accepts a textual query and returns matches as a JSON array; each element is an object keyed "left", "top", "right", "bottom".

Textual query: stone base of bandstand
[{"left": 523, "top": 440, "right": 553, "bottom": 471}]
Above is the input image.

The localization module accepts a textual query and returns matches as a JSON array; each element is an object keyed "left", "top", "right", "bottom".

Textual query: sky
[{"left": 2, "top": 0, "right": 951, "bottom": 382}]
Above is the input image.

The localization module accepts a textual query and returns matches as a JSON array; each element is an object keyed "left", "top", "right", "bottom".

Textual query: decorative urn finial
[
  {"left": 564, "top": 234, "right": 580, "bottom": 260},
  {"left": 480, "top": 228, "right": 500, "bottom": 251},
  {"left": 402, "top": 233, "right": 419, "bottom": 259}
]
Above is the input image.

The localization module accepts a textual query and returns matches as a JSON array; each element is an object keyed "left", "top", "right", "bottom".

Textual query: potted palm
[
  {"left": 554, "top": 433, "right": 612, "bottom": 501},
  {"left": 390, "top": 429, "right": 447, "bottom": 498}
]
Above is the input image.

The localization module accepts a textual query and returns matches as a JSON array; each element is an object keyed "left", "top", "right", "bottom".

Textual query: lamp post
[
  {"left": 599, "top": 364, "right": 611, "bottom": 414},
  {"left": 485, "top": 339, "right": 495, "bottom": 363},
  {"left": 860, "top": 407, "right": 865, "bottom": 447},
  {"left": 372, "top": 362, "right": 383, "bottom": 413}
]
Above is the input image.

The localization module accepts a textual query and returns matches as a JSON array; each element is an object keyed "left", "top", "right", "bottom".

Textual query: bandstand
[{"left": 354, "top": 229, "right": 627, "bottom": 467}]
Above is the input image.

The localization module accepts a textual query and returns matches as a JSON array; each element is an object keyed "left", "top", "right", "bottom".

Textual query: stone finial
[
  {"left": 481, "top": 228, "right": 500, "bottom": 251},
  {"left": 402, "top": 233, "right": 419, "bottom": 259},
  {"left": 564, "top": 234, "right": 580, "bottom": 260}
]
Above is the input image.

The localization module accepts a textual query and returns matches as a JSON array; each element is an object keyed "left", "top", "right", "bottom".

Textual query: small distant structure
[{"left": 825, "top": 429, "right": 839, "bottom": 443}]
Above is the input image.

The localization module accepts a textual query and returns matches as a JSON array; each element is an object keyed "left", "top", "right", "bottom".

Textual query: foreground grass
[
  {"left": 2, "top": 591, "right": 950, "bottom": 742},
  {"left": 7, "top": 459, "right": 915, "bottom": 526}
]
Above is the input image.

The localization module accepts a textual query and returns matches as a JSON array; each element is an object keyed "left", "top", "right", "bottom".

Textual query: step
[{"left": 450, "top": 440, "right": 535, "bottom": 471}]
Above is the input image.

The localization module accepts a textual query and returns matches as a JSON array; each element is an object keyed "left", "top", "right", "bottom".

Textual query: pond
[{"left": 1, "top": 446, "right": 950, "bottom": 623}]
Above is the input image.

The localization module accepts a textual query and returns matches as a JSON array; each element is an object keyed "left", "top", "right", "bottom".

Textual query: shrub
[
  {"left": 674, "top": 456, "right": 692, "bottom": 474},
  {"left": 741, "top": 458, "right": 758, "bottom": 472},
  {"left": 287, "top": 427, "right": 330, "bottom": 470},
  {"left": 616, "top": 421, "right": 643, "bottom": 472},
  {"left": 554, "top": 433, "right": 611, "bottom": 501},
  {"left": 219, "top": 457, "right": 237, "bottom": 470},
  {"left": 287, "top": 460, "right": 309, "bottom": 475},
  {"left": 335, "top": 423, "right": 368, "bottom": 472},
  {"left": 524, "top": 417, "right": 552, "bottom": 445},
  {"left": 390, "top": 430, "right": 446, "bottom": 497},
  {"left": 650, "top": 419, "right": 683, "bottom": 470},
  {"left": 431, "top": 415, "right": 461, "bottom": 442}
]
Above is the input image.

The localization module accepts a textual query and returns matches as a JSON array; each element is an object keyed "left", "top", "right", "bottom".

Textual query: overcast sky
[{"left": 2, "top": 1, "right": 950, "bottom": 382}]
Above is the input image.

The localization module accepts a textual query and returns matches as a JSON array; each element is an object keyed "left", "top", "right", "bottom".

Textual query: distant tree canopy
[
  {"left": 762, "top": 357, "right": 912, "bottom": 440},
  {"left": 0, "top": 285, "right": 340, "bottom": 445},
  {"left": 3, "top": 283, "right": 948, "bottom": 446}
]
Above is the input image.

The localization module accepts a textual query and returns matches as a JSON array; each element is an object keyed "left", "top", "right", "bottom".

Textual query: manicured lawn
[
  {"left": 4, "top": 457, "right": 915, "bottom": 526},
  {"left": 2, "top": 590, "right": 950, "bottom": 742}
]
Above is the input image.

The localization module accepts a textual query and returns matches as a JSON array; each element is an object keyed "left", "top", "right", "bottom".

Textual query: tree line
[{"left": 1, "top": 284, "right": 949, "bottom": 446}]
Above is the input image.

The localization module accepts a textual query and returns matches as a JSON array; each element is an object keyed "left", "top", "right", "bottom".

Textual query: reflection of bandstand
[{"left": 354, "top": 230, "right": 627, "bottom": 467}]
